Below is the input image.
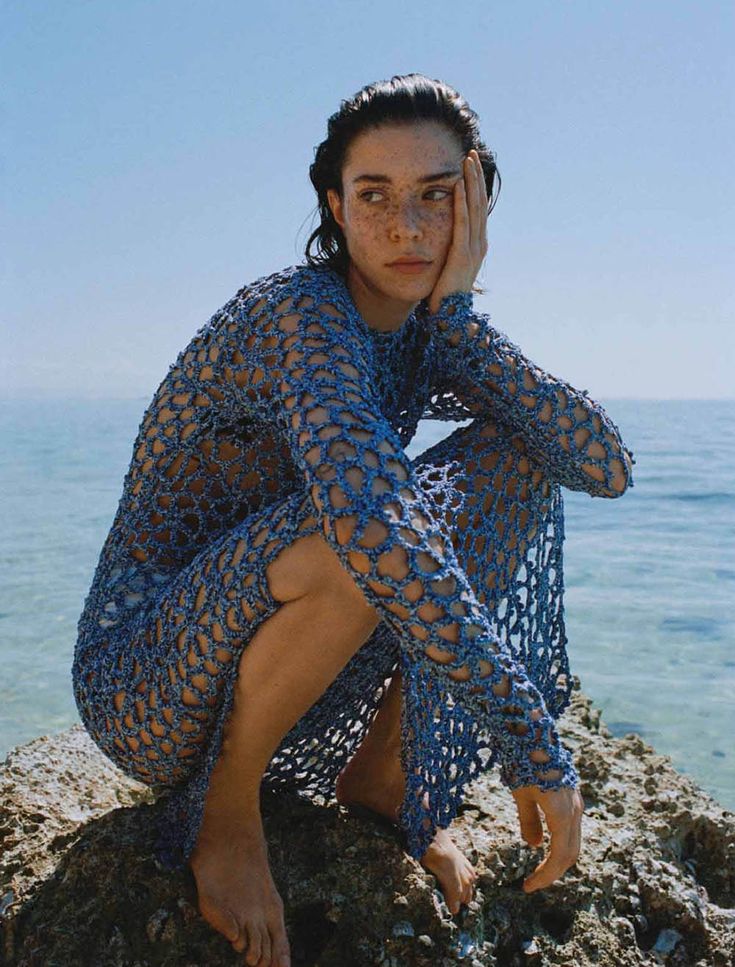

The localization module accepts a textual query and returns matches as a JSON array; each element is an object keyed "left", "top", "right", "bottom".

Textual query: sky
[{"left": 2, "top": 0, "right": 733, "bottom": 400}]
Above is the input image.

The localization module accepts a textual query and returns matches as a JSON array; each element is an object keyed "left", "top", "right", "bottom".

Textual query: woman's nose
[{"left": 388, "top": 203, "right": 423, "bottom": 238}]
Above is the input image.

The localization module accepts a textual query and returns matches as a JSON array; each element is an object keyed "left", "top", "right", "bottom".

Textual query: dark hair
[{"left": 305, "top": 73, "right": 501, "bottom": 283}]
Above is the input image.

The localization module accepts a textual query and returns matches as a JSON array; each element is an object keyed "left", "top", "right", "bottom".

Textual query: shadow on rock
[{"left": 2, "top": 687, "right": 735, "bottom": 966}]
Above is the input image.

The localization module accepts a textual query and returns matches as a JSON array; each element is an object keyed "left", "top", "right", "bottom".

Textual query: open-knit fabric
[{"left": 72, "top": 262, "right": 635, "bottom": 869}]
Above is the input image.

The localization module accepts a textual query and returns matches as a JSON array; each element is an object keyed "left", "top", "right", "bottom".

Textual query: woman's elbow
[{"left": 580, "top": 453, "right": 634, "bottom": 498}]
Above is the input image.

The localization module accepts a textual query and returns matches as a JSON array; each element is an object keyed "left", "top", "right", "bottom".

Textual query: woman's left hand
[
  {"left": 427, "top": 149, "right": 489, "bottom": 316},
  {"left": 511, "top": 782, "right": 585, "bottom": 892}
]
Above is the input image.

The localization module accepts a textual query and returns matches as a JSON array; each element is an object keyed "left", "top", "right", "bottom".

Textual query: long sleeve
[
  {"left": 425, "top": 291, "right": 636, "bottom": 497},
  {"left": 219, "top": 270, "right": 579, "bottom": 817}
]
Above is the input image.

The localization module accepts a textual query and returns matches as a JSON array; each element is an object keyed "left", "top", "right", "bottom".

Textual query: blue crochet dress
[{"left": 72, "top": 262, "right": 635, "bottom": 869}]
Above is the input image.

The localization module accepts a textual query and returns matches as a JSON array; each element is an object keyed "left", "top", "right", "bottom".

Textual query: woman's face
[{"left": 327, "top": 121, "right": 466, "bottom": 310}]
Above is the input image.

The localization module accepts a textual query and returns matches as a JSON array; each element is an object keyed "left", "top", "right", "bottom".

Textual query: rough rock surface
[{"left": 1, "top": 682, "right": 734, "bottom": 966}]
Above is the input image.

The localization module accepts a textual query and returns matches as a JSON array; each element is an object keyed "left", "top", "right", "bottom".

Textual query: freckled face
[{"left": 326, "top": 121, "right": 464, "bottom": 306}]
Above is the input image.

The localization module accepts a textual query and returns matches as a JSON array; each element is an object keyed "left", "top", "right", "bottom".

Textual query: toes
[
  {"left": 273, "top": 942, "right": 292, "bottom": 967},
  {"left": 232, "top": 930, "right": 247, "bottom": 954},
  {"left": 223, "top": 909, "right": 242, "bottom": 946},
  {"left": 259, "top": 922, "right": 273, "bottom": 965},
  {"left": 270, "top": 919, "right": 291, "bottom": 967},
  {"left": 244, "top": 922, "right": 262, "bottom": 965},
  {"left": 200, "top": 896, "right": 241, "bottom": 945}
]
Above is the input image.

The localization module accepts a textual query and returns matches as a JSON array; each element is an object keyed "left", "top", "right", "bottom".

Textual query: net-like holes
[
  {"left": 446, "top": 657, "right": 495, "bottom": 685},
  {"left": 361, "top": 449, "right": 380, "bottom": 470},
  {"left": 316, "top": 301, "right": 347, "bottom": 321},
  {"left": 371, "top": 476, "right": 392, "bottom": 497},
  {"left": 180, "top": 687, "right": 201, "bottom": 707},
  {"left": 376, "top": 542, "right": 410, "bottom": 583},
  {"left": 247, "top": 296, "right": 268, "bottom": 318},
  {"left": 581, "top": 463, "right": 605, "bottom": 485},
  {"left": 327, "top": 439, "right": 356, "bottom": 463},
  {"left": 335, "top": 360, "right": 361, "bottom": 381},
  {"left": 416, "top": 550, "right": 441, "bottom": 573},
  {"left": 305, "top": 404, "right": 330, "bottom": 427},
  {"left": 344, "top": 465, "right": 365, "bottom": 494},
  {"left": 430, "top": 574, "right": 457, "bottom": 598},
  {"left": 399, "top": 527, "right": 422, "bottom": 548},
  {"left": 328, "top": 483, "right": 349, "bottom": 510},
  {"left": 408, "top": 506, "right": 431, "bottom": 532},
  {"left": 357, "top": 518, "right": 390, "bottom": 550},
  {"left": 417, "top": 599, "right": 445, "bottom": 624},
  {"left": 315, "top": 463, "right": 337, "bottom": 483}
]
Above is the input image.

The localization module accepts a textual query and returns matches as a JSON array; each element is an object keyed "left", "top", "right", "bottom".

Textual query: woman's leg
[
  {"left": 191, "top": 530, "right": 382, "bottom": 966},
  {"left": 74, "top": 493, "right": 382, "bottom": 967},
  {"left": 338, "top": 413, "right": 552, "bottom": 769},
  {"left": 335, "top": 414, "right": 564, "bottom": 899}
]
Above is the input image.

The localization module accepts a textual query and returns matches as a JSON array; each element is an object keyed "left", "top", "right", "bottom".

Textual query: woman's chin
[
  {"left": 379, "top": 272, "right": 434, "bottom": 302},
  {"left": 350, "top": 261, "right": 435, "bottom": 305}
]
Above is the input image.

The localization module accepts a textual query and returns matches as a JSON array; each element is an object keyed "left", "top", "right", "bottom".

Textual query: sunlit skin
[
  {"left": 327, "top": 121, "right": 486, "bottom": 333},
  {"left": 328, "top": 120, "right": 584, "bottom": 893}
]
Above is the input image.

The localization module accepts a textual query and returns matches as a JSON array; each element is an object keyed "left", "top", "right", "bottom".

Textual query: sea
[{"left": 1, "top": 398, "right": 733, "bottom": 810}]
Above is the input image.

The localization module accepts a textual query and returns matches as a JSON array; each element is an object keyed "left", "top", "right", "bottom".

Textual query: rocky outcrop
[{"left": 1, "top": 684, "right": 734, "bottom": 966}]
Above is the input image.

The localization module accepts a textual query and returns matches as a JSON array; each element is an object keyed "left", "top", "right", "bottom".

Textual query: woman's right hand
[{"left": 511, "top": 783, "right": 584, "bottom": 891}]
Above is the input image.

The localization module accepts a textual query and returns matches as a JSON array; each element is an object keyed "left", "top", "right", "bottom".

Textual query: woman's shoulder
[
  {"left": 177, "top": 263, "right": 360, "bottom": 372},
  {"left": 225, "top": 262, "right": 352, "bottom": 317},
  {"left": 217, "top": 263, "right": 361, "bottom": 350},
  {"left": 178, "top": 262, "right": 354, "bottom": 355}
]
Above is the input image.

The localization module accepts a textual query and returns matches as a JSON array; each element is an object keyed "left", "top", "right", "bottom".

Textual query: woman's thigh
[
  {"left": 410, "top": 416, "right": 554, "bottom": 601},
  {"left": 73, "top": 488, "right": 344, "bottom": 787},
  {"left": 407, "top": 414, "right": 570, "bottom": 713}
]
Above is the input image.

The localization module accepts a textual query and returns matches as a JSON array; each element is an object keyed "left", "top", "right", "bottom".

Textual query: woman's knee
[{"left": 264, "top": 530, "right": 375, "bottom": 612}]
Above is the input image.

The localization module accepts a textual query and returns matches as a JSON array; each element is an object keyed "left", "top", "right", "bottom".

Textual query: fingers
[
  {"left": 473, "top": 151, "right": 490, "bottom": 254},
  {"left": 522, "top": 787, "right": 583, "bottom": 893},
  {"left": 464, "top": 153, "right": 481, "bottom": 254},
  {"left": 453, "top": 172, "right": 469, "bottom": 252},
  {"left": 463, "top": 150, "right": 489, "bottom": 268},
  {"left": 515, "top": 796, "right": 544, "bottom": 847},
  {"left": 570, "top": 787, "right": 584, "bottom": 865},
  {"left": 429, "top": 151, "right": 486, "bottom": 313}
]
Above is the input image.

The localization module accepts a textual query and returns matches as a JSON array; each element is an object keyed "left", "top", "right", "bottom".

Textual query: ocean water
[{"left": 1, "top": 398, "right": 733, "bottom": 810}]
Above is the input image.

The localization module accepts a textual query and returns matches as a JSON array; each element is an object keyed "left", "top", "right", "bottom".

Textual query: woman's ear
[{"left": 326, "top": 188, "right": 345, "bottom": 230}]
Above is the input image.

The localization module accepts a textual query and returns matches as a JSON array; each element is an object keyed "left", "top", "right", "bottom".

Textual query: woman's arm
[
  {"left": 222, "top": 272, "right": 579, "bottom": 801},
  {"left": 424, "top": 290, "right": 636, "bottom": 497}
]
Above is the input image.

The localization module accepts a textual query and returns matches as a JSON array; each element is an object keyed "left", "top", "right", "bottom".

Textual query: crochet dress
[{"left": 71, "top": 262, "right": 636, "bottom": 869}]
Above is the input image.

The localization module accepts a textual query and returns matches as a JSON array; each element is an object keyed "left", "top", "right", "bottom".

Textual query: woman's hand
[
  {"left": 427, "top": 148, "right": 489, "bottom": 316},
  {"left": 511, "top": 783, "right": 585, "bottom": 892}
]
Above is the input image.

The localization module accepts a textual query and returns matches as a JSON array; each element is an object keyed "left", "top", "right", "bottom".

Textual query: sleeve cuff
[{"left": 426, "top": 290, "right": 475, "bottom": 327}]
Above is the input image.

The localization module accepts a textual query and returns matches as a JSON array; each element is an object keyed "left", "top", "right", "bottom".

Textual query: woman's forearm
[{"left": 426, "top": 291, "right": 637, "bottom": 498}]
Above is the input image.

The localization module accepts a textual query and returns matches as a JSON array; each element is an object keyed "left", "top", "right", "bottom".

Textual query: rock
[{"left": 1, "top": 688, "right": 734, "bottom": 965}]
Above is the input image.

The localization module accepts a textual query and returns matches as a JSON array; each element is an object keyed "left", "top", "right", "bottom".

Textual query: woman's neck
[{"left": 346, "top": 262, "right": 418, "bottom": 333}]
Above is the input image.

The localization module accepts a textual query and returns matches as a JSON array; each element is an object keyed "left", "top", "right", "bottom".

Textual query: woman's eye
[{"left": 358, "top": 188, "right": 451, "bottom": 203}]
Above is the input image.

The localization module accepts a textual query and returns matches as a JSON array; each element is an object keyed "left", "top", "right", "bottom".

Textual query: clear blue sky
[{"left": 3, "top": 0, "right": 733, "bottom": 399}]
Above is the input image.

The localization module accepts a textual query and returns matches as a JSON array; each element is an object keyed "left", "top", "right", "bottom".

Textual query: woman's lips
[{"left": 387, "top": 261, "right": 432, "bottom": 275}]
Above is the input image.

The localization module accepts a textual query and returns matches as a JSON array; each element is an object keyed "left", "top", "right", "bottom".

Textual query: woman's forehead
[{"left": 343, "top": 122, "right": 463, "bottom": 180}]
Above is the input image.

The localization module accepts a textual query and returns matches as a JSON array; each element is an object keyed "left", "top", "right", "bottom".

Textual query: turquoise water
[{"left": 1, "top": 398, "right": 733, "bottom": 809}]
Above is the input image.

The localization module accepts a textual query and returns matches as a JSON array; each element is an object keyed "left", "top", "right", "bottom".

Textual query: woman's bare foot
[
  {"left": 335, "top": 741, "right": 478, "bottom": 916},
  {"left": 190, "top": 811, "right": 291, "bottom": 966}
]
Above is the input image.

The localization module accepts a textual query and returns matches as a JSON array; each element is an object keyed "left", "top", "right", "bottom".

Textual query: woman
[{"left": 72, "top": 73, "right": 635, "bottom": 967}]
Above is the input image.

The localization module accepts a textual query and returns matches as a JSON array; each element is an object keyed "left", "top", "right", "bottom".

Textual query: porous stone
[{"left": 1, "top": 687, "right": 734, "bottom": 965}]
